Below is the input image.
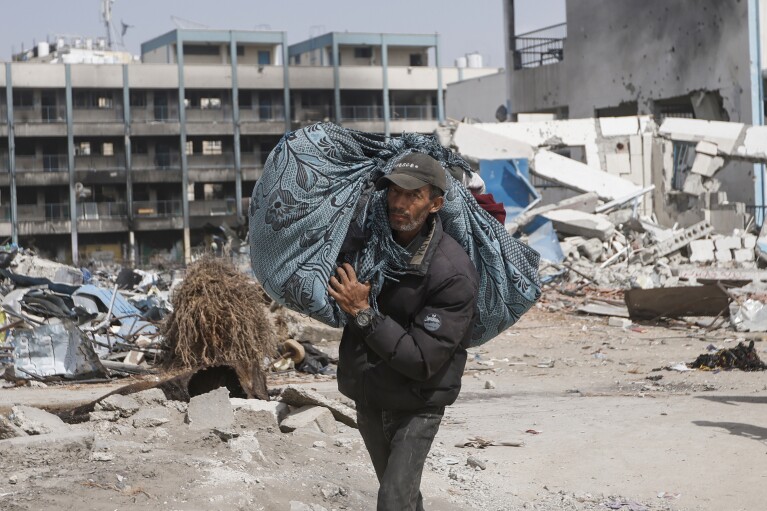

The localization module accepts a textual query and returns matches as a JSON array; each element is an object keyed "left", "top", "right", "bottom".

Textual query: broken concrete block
[
  {"left": 132, "top": 407, "right": 171, "bottom": 428},
  {"left": 605, "top": 152, "right": 631, "bottom": 175},
  {"left": 277, "top": 385, "right": 357, "bottom": 428},
  {"left": 608, "top": 317, "right": 632, "bottom": 329},
  {"left": 544, "top": 209, "right": 615, "bottom": 241},
  {"left": 0, "top": 415, "right": 29, "bottom": 440},
  {"left": 123, "top": 350, "right": 145, "bottom": 366},
  {"left": 533, "top": 151, "right": 641, "bottom": 201},
  {"left": 690, "top": 153, "right": 725, "bottom": 178},
  {"left": 689, "top": 239, "right": 716, "bottom": 263},
  {"left": 714, "top": 236, "right": 742, "bottom": 251},
  {"left": 0, "top": 431, "right": 94, "bottom": 454},
  {"left": 95, "top": 394, "right": 140, "bottom": 418},
  {"left": 10, "top": 405, "right": 69, "bottom": 435},
  {"left": 695, "top": 140, "right": 719, "bottom": 157},
  {"left": 88, "top": 411, "right": 120, "bottom": 422},
  {"left": 733, "top": 249, "right": 755, "bottom": 263},
  {"left": 715, "top": 249, "right": 733, "bottom": 262},
  {"left": 186, "top": 387, "right": 234, "bottom": 431},
  {"left": 132, "top": 388, "right": 168, "bottom": 406},
  {"left": 658, "top": 118, "right": 744, "bottom": 155},
  {"left": 682, "top": 174, "right": 706, "bottom": 195},
  {"left": 230, "top": 398, "right": 289, "bottom": 430},
  {"left": 743, "top": 234, "right": 757, "bottom": 250},
  {"left": 578, "top": 238, "right": 604, "bottom": 262},
  {"left": 280, "top": 405, "right": 338, "bottom": 435},
  {"left": 228, "top": 432, "right": 268, "bottom": 463}
]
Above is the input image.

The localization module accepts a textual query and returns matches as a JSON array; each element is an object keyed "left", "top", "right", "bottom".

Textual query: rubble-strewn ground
[{"left": 2, "top": 304, "right": 766, "bottom": 511}]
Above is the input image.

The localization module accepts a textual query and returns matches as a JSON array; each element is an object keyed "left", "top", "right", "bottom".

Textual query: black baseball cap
[{"left": 375, "top": 153, "right": 447, "bottom": 193}]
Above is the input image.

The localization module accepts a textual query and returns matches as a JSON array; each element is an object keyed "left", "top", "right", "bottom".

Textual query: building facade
[{"left": 1, "top": 29, "right": 497, "bottom": 265}]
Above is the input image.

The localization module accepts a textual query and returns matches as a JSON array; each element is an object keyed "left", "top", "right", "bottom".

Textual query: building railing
[
  {"left": 189, "top": 198, "right": 237, "bottom": 216},
  {"left": 72, "top": 107, "right": 124, "bottom": 123},
  {"left": 77, "top": 202, "right": 128, "bottom": 219},
  {"left": 341, "top": 105, "right": 383, "bottom": 121},
  {"left": 294, "top": 105, "right": 333, "bottom": 122},
  {"left": 14, "top": 203, "right": 70, "bottom": 221},
  {"left": 13, "top": 105, "right": 67, "bottom": 124},
  {"left": 188, "top": 153, "right": 235, "bottom": 169},
  {"left": 390, "top": 105, "right": 437, "bottom": 120},
  {"left": 74, "top": 154, "right": 126, "bottom": 171},
  {"left": 132, "top": 153, "right": 182, "bottom": 170},
  {"left": 513, "top": 22, "right": 567, "bottom": 69},
  {"left": 185, "top": 106, "right": 233, "bottom": 122},
  {"left": 133, "top": 200, "right": 182, "bottom": 218},
  {"left": 130, "top": 106, "right": 179, "bottom": 123},
  {"left": 240, "top": 104, "right": 286, "bottom": 122},
  {"left": 14, "top": 154, "right": 68, "bottom": 172}
]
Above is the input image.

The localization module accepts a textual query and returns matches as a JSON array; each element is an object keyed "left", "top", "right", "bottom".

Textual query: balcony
[
  {"left": 17, "top": 203, "right": 69, "bottom": 221},
  {"left": 390, "top": 105, "right": 436, "bottom": 120},
  {"left": 131, "top": 106, "right": 179, "bottom": 123},
  {"left": 240, "top": 104, "right": 286, "bottom": 122},
  {"left": 75, "top": 154, "right": 126, "bottom": 172},
  {"left": 77, "top": 202, "right": 128, "bottom": 220},
  {"left": 72, "top": 107, "right": 124, "bottom": 124},
  {"left": 340, "top": 105, "right": 383, "bottom": 121},
  {"left": 132, "top": 153, "right": 181, "bottom": 171},
  {"left": 293, "top": 104, "right": 333, "bottom": 123},
  {"left": 185, "top": 106, "right": 232, "bottom": 123},
  {"left": 188, "top": 153, "right": 234, "bottom": 169},
  {"left": 15, "top": 154, "right": 68, "bottom": 172},
  {"left": 133, "top": 200, "right": 182, "bottom": 218},
  {"left": 513, "top": 23, "right": 566, "bottom": 70},
  {"left": 189, "top": 199, "right": 237, "bottom": 217},
  {"left": 13, "top": 106, "right": 67, "bottom": 124}
]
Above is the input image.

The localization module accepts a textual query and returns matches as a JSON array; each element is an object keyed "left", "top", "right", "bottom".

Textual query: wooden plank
[{"left": 624, "top": 285, "right": 730, "bottom": 320}]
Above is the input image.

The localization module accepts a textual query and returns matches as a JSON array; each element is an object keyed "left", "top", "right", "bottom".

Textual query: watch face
[{"left": 355, "top": 309, "right": 371, "bottom": 328}]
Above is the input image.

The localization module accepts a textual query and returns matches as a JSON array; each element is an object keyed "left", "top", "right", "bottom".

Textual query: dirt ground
[{"left": 1, "top": 302, "right": 766, "bottom": 511}]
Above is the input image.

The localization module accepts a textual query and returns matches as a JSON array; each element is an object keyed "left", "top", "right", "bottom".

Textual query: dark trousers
[{"left": 356, "top": 402, "right": 445, "bottom": 511}]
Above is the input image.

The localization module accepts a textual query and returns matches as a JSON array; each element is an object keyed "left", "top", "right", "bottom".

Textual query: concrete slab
[
  {"left": 277, "top": 385, "right": 357, "bottom": 428},
  {"left": 737, "top": 126, "right": 767, "bottom": 160},
  {"left": 543, "top": 209, "right": 615, "bottom": 241},
  {"left": 10, "top": 405, "right": 70, "bottom": 435},
  {"left": 659, "top": 118, "right": 745, "bottom": 155},
  {"left": 599, "top": 116, "right": 640, "bottom": 137},
  {"left": 0, "top": 431, "right": 94, "bottom": 453},
  {"left": 132, "top": 407, "right": 171, "bottom": 428},
  {"left": 533, "top": 151, "right": 641, "bottom": 201},
  {"left": 230, "top": 398, "right": 289, "bottom": 430},
  {"left": 714, "top": 236, "right": 742, "bottom": 251},
  {"left": 605, "top": 152, "right": 631, "bottom": 175},
  {"left": 0, "top": 414, "right": 28, "bottom": 439},
  {"left": 95, "top": 394, "right": 140, "bottom": 418},
  {"left": 715, "top": 249, "right": 733, "bottom": 262},
  {"left": 280, "top": 405, "right": 338, "bottom": 435},
  {"left": 452, "top": 123, "right": 534, "bottom": 161},
  {"left": 695, "top": 140, "right": 719, "bottom": 157},
  {"left": 733, "top": 249, "right": 755, "bottom": 263},
  {"left": 690, "top": 153, "right": 724, "bottom": 178},
  {"left": 186, "top": 387, "right": 234, "bottom": 431}
]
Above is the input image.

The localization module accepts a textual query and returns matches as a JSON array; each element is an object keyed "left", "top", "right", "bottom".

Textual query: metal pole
[
  {"left": 65, "top": 65, "right": 78, "bottom": 265},
  {"left": 122, "top": 64, "right": 135, "bottom": 265},
  {"left": 282, "top": 32, "right": 291, "bottom": 132},
  {"left": 382, "top": 36, "right": 390, "bottom": 138},
  {"left": 435, "top": 34, "right": 444, "bottom": 124},
  {"left": 230, "top": 33, "right": 243, "bottom": 222},
  {"left": 332, "top": 35, "right": 341, "bottom": 124},
  {"left": 176, "top": 32, "right": 191, "bottom": 264},
  {"left": 749, "top": 0, "right": 765, "bottom": 225},
  {"left": 5, "top": 64, "right": 18, "bottom": 245}
]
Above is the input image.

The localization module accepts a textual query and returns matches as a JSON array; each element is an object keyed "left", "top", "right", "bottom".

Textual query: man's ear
[{"left": 429, "top": 196, "right": 445, "bottom": 214}]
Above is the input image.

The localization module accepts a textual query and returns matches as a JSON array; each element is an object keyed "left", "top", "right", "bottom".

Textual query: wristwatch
[{"left": 354, "top": 307, "right": 374, "bottom": 329}]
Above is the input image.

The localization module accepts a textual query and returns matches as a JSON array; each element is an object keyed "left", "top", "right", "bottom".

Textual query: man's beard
[{"left": 389, "top": 208, "right": 429, "bottom": 233}]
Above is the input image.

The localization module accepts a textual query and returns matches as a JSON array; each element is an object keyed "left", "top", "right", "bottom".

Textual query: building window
[
  {"left": 410, "top": 53, "right": 424, "bottom": 66},
  {"left": 132, "top": 140, "right": 148, "bottom": 154},
  {"left": 202, "top": 140, "right": 222, "bottom": 155},
  {"left": 201, "top": 97, "right": 222, "bottom": 109},
  {"left": 258, "top": 50, "right": 271, "bottom": 65},
  {"left": 354, "top": 47, "right": 372, "bottom": 59},
  {"left": 183, "top": 44, "right": 220, "bottom": 56},
  {"left": 74, "top": 91, "right": 114, "bottom": 109},
  {"left": 103, "top": 143, "right": 114, "bottom": 156},
  {"left": 12, "top": 90, "right": 34, "bottom": 107},
  {"left": 130, "top": 91, "right": 146, "bottom": 107},
  {"left": 227, "top": 45, "right": 245, "bottom": 57},
  {"left": 185, "top": 141, "right": 193, "bottom": 155},
  {"left": 76, "top": 142, "right": 91, "bottom": 156},
  {"left": 294, "top": 54, "right": 301, "bottom": 65}
]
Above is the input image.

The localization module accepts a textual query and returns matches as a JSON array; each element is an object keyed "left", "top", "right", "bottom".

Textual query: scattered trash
[{"left": 689, "top": 341, "right": 767, "bottom": 371}]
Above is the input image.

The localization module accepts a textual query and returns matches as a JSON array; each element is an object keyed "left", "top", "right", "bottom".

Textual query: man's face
[{"left": 386, "top": 184, "right": 443, "bottom": 234}]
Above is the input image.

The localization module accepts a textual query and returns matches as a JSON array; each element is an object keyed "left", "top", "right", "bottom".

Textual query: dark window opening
[
  {"left": 13, "top": 90, "right": 34, "bottom": 107},
  {"left": 354, "top": 47, "right": 372, "bottom": 59},
  {"left": 409, "top": 53, "right": 424, "bottom": 67},
  {"left": 183, "top": 44, "right": 220, "bottom": 56},
  {"left": 258, "top": 50, "right": 271, "bottom": 65}
]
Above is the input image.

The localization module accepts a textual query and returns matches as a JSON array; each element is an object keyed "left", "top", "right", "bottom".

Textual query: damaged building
[
  {"left": 491, "top": 0, "right": 767, "bottom": 219},
  {"left": 0, "top": 29, "right": 499, "bottom": 265}
]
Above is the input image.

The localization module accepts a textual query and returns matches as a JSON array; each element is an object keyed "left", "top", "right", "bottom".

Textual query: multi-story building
[{"left": 1, "top": 29, "right": 498, "bottom": 265}]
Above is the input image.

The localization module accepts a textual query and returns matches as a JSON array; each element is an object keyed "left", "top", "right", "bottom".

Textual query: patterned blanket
[{"left": 249, "top": 122, "right": 541, "bottom": 346}]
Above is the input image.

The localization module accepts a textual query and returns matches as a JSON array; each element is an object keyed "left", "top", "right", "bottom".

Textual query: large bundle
[{"left": 249, "top": 123, "right": 540, "bottom": 346}]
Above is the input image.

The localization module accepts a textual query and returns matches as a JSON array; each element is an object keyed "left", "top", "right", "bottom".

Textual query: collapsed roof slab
[
  {"left": 658, "top": 118, "right": 745, "bottom": 155},
  {"left": 471, "top": 119, "right": 602, "bottom": 170},
  {"left": 532, "top": 151, "right": 642, "bottom": 201},
  {"left": 452, "top": 123, "right": 534, "bottom": 161},
  {"left": 736, "top": 126, "right": 767, "bottom": 161}
]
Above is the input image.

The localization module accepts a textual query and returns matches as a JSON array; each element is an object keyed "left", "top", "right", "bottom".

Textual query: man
[{"left": 328, "top": 152, "right": 480, "bottom": 511}]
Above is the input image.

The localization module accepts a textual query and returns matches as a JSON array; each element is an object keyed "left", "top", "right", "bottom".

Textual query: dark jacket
[{"left": 337, "top": 215, "right": 479, "bottom": 410}]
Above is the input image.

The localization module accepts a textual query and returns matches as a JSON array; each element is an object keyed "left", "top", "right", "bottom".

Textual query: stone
[
  {"left": 484, "top": 380, "right": 496, "bottom": 389},
  {"left": 733, "top": 249, "right": 755, "bottom": 263},
  {"left": 228, "top": 433, "right": 267, "bottom": 463},
  {"left": 277, "top": 385, "right": 357, "bottom": 428},
  {"left": 89, "top": 411, "right": 121, "bottom": 422},
  {"left": 543, "top": 209, "right": 615, "bottom": 241},
  {"left": 186, "top": 387, "right": 234, "bottom": 431},
  {"left": 132, "top": 388, "right": 168, "bottom": 406},
  {"left": 467, "top": 455, "right": 487, "bottom": 470},
  {"left": 95, "top": 394, "right": 140, "bottom": 418},
  {"left": 10, "top": 405, "right": 69, "bottom": 435},
  {"left": 313, "top": 440, "right": 327, "bottom": 448},
  {"left": 688, "top": 239, "right": 716, "bottom": 263},
  {"left": 682, "top": 174, "right": 706, "bottom": 195},
  {"left": 0, "top": 414, "right": 28, "bottom": 440},
  {"left": 743, "top": 234, "right": 758, "bottom": 250},
  {"left": 280, "top": 405, "right": 338, "bottom": 434},
  {"left": 230, "top": 398, "right": 289, "bottom": 430},
  {"left": 132, "top": 407, "right": 170, "bottom": 428},
  {"left": 0, "top": 431, "right": 94, "bottom": 453},
  {"left": 577, "top": 238, "right": 603, "bottom": 262},
  {"left": 608, "top": 317, "right": 632, "bottom": 328},
  {"left": 91, "top": 451, "right": 115, "bottom": 462},
  {"left": 714, "top": 236, "right": 742, "bottom": 251},
  {"left": 715, "top": 249, "right": 733, "bottom": 262}
]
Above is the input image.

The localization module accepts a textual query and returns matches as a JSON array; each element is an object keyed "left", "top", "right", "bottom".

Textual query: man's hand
[{"left": 328, "top": 263, "right": 372, "bottom": 316}]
